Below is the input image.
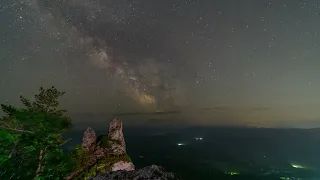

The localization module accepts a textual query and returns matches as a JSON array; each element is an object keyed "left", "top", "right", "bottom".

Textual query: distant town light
[
  {"left": 291, "top": 164, "right": 305, "bottom": 169},
  {"left": 177, "top": 143, "right": 185, "bottom": 146},
  {"left": 224, "top": 171, "right": 240, "bottom": 176}
]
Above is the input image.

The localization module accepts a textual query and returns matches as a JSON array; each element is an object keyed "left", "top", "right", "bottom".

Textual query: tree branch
[
  {"left": 34, "top": 146, "right": 48, "bottom": 179},
  {"left": 65, "top": 160, "right": 97, "bottom": 180},
  {"left": 65, "top": 149, "right": 109, "bottom": 180},
  {"left": 1, "top": 121, "right": 11, "bottom": 127},
  {"left": 0, "top": 126, "right": 34, "bottom": 134},
  {"left": 8, "top": 142, "right": 18, "bottom": 158},
  {"left": 59, "top": 138, "right": 71, "bottom": 146}
]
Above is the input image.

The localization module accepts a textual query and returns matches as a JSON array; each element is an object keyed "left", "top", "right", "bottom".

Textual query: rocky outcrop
[
  {"left": 106, "top": 118, "right": 134, "bottom": 171},
  {"left": 67, "top": 118, "right": 134, "bottom": 180},
  {"left": 108, "top": 118, "right": 126, "bottom": 155},
  {"left": 69, "top": 118, "right": 176, "bottom": 180},
  {"left": 88, "top": 165, "right": 178, "bottom": 180},
  {"left": 82, "top": 127, "right": 97, "bottom": 153}
]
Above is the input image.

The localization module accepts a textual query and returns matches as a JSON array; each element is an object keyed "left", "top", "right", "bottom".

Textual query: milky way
[
  {"left": 1, "top": 0, "right": 320, "bottom": 127},
  {"left": 25, "top": 0, "right": 177, "bottom": 107}
]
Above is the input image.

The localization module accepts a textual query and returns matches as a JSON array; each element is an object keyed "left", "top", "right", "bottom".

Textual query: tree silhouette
[{"left": 0, "top": 86, "right": 73, "bottom": 180}]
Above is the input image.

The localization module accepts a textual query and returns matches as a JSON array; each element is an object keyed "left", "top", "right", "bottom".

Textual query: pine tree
[{"left": 0, "top": 86, "right": 73, "bottom": 179}]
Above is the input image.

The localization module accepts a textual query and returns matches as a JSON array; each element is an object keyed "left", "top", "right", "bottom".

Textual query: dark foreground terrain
[{"left": 65, "top": 125, "right": 320, "bottom": 180}]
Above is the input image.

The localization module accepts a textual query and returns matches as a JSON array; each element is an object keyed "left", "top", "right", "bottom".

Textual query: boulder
[{"left": 111, "top": 161, "right": 135, "bottom": 171}]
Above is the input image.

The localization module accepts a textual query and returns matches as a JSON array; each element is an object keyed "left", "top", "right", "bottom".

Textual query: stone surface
[
  {"left": 108, "top": 118, "right": 126, "bottom": 155},
  {"left": 111, "top": 161, "right": 135, "bottom": 172},
  {"left": 94, "top": 145, "right": 107, "bottom": 159},
  {"left": 88, "top": 165, "right": 177, "bottom": 180},
  {"left": 82, "top": 127, "right": 97, "bottom": 153},
  {"left": 76, "top": 119, "right": 134, "bottom": 180}
]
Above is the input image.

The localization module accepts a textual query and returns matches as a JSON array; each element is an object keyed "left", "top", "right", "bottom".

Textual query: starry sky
[{"left": 1, "top": 0, "right": 320, "bottom": 128}]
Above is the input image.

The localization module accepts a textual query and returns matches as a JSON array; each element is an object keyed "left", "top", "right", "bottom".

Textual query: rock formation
[
  {"left": 108, "top": 118, "right": 126, "bottom": 155},
  {"left": 68, "top": 118, "right": 176, "bottom": 180},
  {"left": 82, "top": 127, "right": 97, "bottom": 153},
  {"left": 88, "top": 165, "right": 177, "bottom": 180},
  {"left": 67, "top": 118, "right": 135, "bottom": 180},
  {"left": 104, "top": 118, "right": 134, "bottom": 171}
]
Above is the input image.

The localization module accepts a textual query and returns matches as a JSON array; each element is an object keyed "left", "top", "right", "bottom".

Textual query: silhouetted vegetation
[
  {"left": 0, "top": 87, "right": 133, "bottom": 180},
  {"left": 0, "top": 86, "right": 74, "bottom": 179}
]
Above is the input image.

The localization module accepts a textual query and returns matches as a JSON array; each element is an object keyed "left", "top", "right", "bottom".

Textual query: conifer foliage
[{"left": 0, "top": 86, "right": 73, "bottom": 179}]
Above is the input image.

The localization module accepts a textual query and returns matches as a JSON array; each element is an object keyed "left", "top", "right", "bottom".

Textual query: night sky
[{"left": 1, "top": 0, "right": 320, "bottom": 127}]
